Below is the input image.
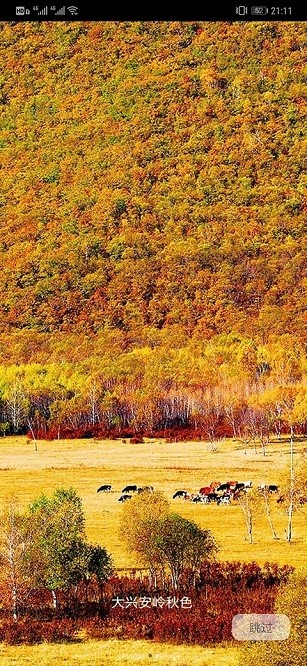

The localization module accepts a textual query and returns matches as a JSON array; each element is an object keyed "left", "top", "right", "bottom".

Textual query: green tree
[
  {"left": 24, "top": 487, "right": 88, "bottom": 609},
  {"left": 87, "top": 545, "right": 114, "bottom": 601},
  {"left": 120, "top": 490, "right": 170, "bottom": 583},
  {"left": 154, "top": 514, "right": 217, "bottom": 589},
  {"left": 121, "top": 496, "right": 217, "bottom": 590},
  {"left": 0, "top": 500, "right": 30, "bottom": 619}
]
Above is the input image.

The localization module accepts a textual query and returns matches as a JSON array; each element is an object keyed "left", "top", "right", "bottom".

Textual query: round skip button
[{"left": 232, "top": 614, "right": 290, "bottom": 641}]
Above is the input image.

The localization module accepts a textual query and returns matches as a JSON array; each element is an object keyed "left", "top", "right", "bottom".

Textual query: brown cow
[
  {"left": 210, "top": 481, "right": 221, "bottom": 490},
  {"left": 199, "top": 486, "right": 212, "bottom": 496}
]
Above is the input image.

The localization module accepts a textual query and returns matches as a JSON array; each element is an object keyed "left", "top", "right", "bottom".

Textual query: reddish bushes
[
  {"left": 0, "top": 619, "right": 78, "bottom": 645},
  {"left": 0, "top": 562, "right": 293, "bottom": 646},
  {"left": 80, "top": 561, "right": 293, "bottom": 645},
  {"left": 130, "top": 436, "right": 145, "bottom": 444}
]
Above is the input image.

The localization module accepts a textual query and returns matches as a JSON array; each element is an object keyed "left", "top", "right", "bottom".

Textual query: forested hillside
[{"left": 0, "top": 21, "right": 306, "bottom": 438}]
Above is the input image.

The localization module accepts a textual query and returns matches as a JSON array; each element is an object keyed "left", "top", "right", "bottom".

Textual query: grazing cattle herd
[
  {"left": 96, "top": 480, "right": 280, "bottom": 505},
  {"left": 170, "top": 480, "right": 280, "bottom": 505}
]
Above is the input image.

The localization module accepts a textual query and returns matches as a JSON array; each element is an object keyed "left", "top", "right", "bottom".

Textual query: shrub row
[
  {"left": 0, "top": 562, "right": 293, "bottom": 645},
  {"left": 0, "top": 619, "right": 78, "bottom": 645}
]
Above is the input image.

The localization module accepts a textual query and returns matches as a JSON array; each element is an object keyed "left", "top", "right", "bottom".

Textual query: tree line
[{"left": 0, "top": 334, "right": 306, "bottom": 440}]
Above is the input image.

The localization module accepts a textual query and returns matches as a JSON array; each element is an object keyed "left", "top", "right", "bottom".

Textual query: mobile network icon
[{"left": 16, "top": 6, "right": 31, "bottom": 14}]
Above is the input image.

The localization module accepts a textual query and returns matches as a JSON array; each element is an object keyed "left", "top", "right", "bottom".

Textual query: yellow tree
[{"left": 119, "top": 491, "right": 169, "bottom": 585}]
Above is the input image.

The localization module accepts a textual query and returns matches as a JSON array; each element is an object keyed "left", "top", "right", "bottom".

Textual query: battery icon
[{"left": 251, "top": 6, "right": 269, "bottom": 14}]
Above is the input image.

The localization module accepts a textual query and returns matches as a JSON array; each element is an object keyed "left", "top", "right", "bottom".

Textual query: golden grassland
[
  {"left": 0, "top": 435, "right": 306, "bottom": 568},
  {"left": 0, "top": 639, "right": 239, "bottom": 666}
]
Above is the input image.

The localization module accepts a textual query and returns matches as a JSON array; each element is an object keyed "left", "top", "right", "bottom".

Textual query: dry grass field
[
  {"left": 0, "top": 639, "right": 239, "bottom": 666},
  {"left": 0, "top": 435, "right": 306, "bottom": 568},
  {"left": 0, "top": 436, "right": 305, "bottom": 665}
]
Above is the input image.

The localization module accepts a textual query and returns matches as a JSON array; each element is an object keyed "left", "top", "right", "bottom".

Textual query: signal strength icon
[
  {"left": 67, "top": 5, "right": 78, "bottom": 14},
  {"left": 38, "top": 5, "right": 48, "bottom": 14},
  {"left": 55, "top": 5, "right": 65, "bottom": 14}
]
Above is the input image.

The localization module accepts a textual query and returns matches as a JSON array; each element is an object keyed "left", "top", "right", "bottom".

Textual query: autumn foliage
[
  {"left": 0, "top": 562, "right": 293, "bottom": 645},
  {"left": 0, "top": 21, "right": 305, "bottom": 440}
]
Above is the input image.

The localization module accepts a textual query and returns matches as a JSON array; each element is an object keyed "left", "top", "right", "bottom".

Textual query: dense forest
[{"left": 0, "top": 21, "right": 306, "bottom": 438}]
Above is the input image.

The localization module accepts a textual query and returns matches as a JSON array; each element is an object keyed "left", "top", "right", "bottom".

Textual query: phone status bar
[{"left": 2, "top": 3, "right": 306, "bottom": 21}]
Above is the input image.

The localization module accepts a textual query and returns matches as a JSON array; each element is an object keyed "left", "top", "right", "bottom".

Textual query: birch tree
[
  {"left": 258, "top": 485, "right": 279, "bottom": 540},
  {"left": 237, "top": 490, "right": 254, "bottom": 544},
  {"left": 24, "top": 488, "right": 88, "bottom": 610},
  {"left": 256, "top": 385, "right": 299, "bottom": 542},
  {"left": 0, "top": 501, "right": 29, "bottom": 619}
]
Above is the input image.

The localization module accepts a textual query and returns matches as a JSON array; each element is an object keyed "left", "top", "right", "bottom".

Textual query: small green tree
[
  {"left": 153, "top": 513, "right": 217, "bottom": 589},
  {"left": 120, "top": 490, "right": 170, "bottom": 583},
  {"left": 0, "top": 422, "right": 10, "bottom": 437},
  {"left": 24, "top": 487, "right": 88, "bottom": 609},
  {"left": 120, "top": 494, "right": 217, "bottom": 590},
  {"left": 87, "top": 545, "right": 114, "bottom": 601}
]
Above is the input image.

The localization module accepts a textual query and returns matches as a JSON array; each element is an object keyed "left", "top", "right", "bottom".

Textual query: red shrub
[
  {"left": 0, "top": 619, "right": 78, "bottom": 645},
  {"left": 40, "top": 619, "right": 78, "bottom": 643}
]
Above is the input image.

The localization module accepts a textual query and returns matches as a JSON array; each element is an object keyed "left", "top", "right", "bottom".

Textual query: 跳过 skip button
[{"left": 232, "top": 613, "right": 290, "bottom": 641}]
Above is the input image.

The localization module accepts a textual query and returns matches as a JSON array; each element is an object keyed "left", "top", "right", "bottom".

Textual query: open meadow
[
  {"left": 0, "top": 639, "right": 239, "bottom": 666},
  {"left": 0, "top": 435, "right": 306, "bottom": 568}
]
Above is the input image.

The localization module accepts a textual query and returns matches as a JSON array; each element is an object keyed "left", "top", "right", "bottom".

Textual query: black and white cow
[
  {"left": 258, "top": 483, "right": 279, "bottom": 493},
  {"left": 97, "top": 484, "right": 112, "bottom": 493},
  {"left": 122, "top": 485, "right": 138, "bottom": 493},
  {"left": 233, "top": 483, "right": 245, "bottom": 493},
  {"left": 118, "top": 494, "right": 132, "bottom": 502},
  {"left": 217, "top": 495, "right": 231, "bottom": 505},
  {"left": 207, "top": 492, "right": 218, "bottom": 502},
  {"left": 173, "top": 490, "right": 188, "bottom": 499}
]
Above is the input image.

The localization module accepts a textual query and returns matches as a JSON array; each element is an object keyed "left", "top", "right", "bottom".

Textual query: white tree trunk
[
  {"left": 27, "top": 419, "right": 38, "bottom": 452},
  {"left": 51, "top": 589, "right": 57, "bottom": 609},
  {"left": 286, "top": 426, "right": 294, "bottom": 543},
  {"left": 247, "top": 505, "right": 253, "bottom": 544},
  {"left": 263, "top": 488, "right": 279, "bottom": 539}
]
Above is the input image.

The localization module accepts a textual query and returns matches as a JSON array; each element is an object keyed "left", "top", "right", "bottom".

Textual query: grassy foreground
[
  {"left": 0, "top": 436, "right": 306, "bottom": 568},
  {"left": 0, "top": 436, "right": 304, "bottom": 666},
  {"left": 0, "top": 640, "right": 239, "bottom": 666}
]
